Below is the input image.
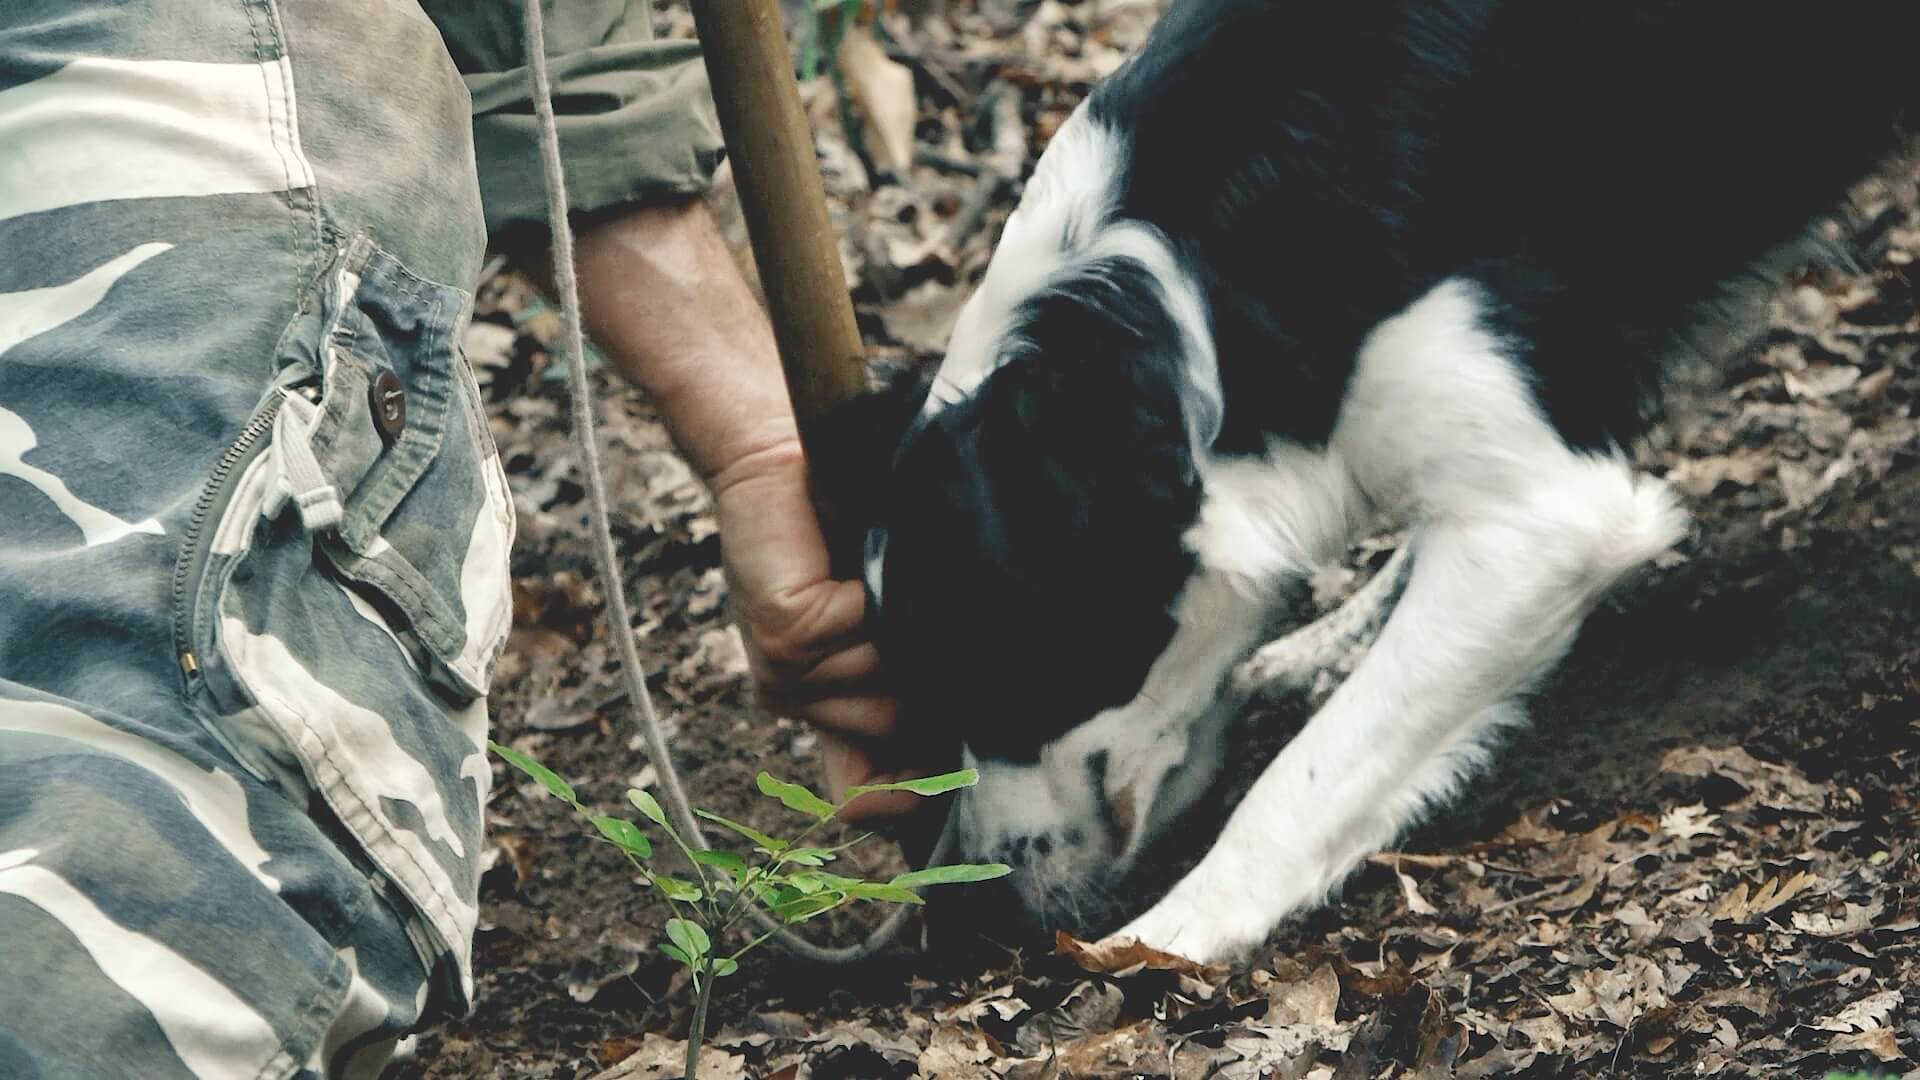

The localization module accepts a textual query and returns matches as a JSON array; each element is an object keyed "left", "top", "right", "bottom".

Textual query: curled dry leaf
[
  {"left": 1828, "top": 1025, "right": 1904, "bottom": 1063},
  {"left": 1791, "top": 899, "right": 1886, "bottom": 937},
  {"left": 1054, "top": 929, "right": 1226, "bottom": 981},
  {"left": 1396, "top": 865, "right": 1441, "bottom": 916},
  {"left": 1253, "top": 963, "right": 1341, "bottom": 1028},
  {"left": 1814, "top": 988, "right": 1902, "bottom": 1033}
]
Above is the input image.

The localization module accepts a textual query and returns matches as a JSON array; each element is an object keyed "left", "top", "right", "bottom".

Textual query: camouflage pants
[{"left": 1, "top": 3, "right": 512, "bottom": 1076}]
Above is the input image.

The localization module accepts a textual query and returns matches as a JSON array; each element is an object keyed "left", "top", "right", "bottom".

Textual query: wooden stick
[{"left": 690, "top": 0, "right": 869, "bottom": 443}]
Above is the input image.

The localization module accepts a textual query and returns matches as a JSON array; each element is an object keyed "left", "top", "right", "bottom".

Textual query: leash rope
[{"left": 522, "top": 0, "right": 943, "bottom": 964}]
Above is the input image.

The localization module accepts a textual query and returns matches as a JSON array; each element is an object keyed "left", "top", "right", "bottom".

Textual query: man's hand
[
  {"left": 708, "top": 438, "right": 927, "bottom": 822},
  {"left": 556, "top": 195, "right": 930, "bottom": 822}
]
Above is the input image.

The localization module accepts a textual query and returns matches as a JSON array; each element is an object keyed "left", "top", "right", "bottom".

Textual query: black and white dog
[{"left": 841, "top": 0, "right": 1920, "bottom": 963}]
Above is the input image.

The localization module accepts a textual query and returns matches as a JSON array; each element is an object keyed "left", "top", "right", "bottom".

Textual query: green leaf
[
  {"left": 844, "top": 769, "right": 981, "bottom": 800},
  {"left": 756, "top": 772, "right": 836, "bottom": 820},
  {"left": 786, "top": 872, "right": 828, "bottom": 895},
  {"left": 781, "top": 848, "right": 834, "bottom": 867},
  {"left": 625, "top": 788, "right": 668, "bottom": 828},
  {"left": 771, "top": 890, "right": 845, "bottom": 923},
  {"left": 796, "top": 14, "right": 818, "bottom": 80},
  {"left": 656, "top": 875, "right": 704, "bottom": 903},
  {"left": 846, "top": 881, "right": 926, "bottom": 905},
  {"left": 693, "top": 849, "right": 748, "bottom": 876},
  {"left": 694, "top": 808, "right": 787, "bottom": 853},
  {"left": 711, "top": 958, "right": 740, "bottom": 978},
  {"left": 488, "top": 741, "right": 576, "bottom": 805},
  {"left": 590, "top": 816, "right": 652, "bottom": 859},
  {"left": 890, "top": 863, "right": 1014, "bottom": 889},
  {"left": 660, "top": 942, "right": 693, "bottom": 968},
  {"left": 665, "top": 918, "right": 710, "bottom": 959}
]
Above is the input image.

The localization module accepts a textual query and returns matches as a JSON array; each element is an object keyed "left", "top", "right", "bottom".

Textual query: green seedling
[{"left": 489, "top": 742, "right": 1009, "bottom": 1079}]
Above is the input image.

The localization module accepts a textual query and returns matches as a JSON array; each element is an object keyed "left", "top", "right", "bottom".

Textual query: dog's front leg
[
  {"left": 1114, "top": 494, "right": 1677, "bottom": 961},
  {"left": 1110, "top": 280, "right": 1687, "bottom": 964}
]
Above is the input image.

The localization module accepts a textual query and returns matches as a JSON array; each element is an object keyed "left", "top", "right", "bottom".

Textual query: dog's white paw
[{"left": 1106, "top": 884, "right": 1266, "bottom": 967}]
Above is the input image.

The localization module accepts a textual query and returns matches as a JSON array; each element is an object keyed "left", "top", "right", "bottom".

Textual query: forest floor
[{"left": 394, "top": 3, "right": 1920, "bottom": 1077}]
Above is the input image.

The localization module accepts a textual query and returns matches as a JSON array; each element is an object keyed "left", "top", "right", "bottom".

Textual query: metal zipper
[{"left": 171, "top": 389, "right": 289, "bottom": 687}]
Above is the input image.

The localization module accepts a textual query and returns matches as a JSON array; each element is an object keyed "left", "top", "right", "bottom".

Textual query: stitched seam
[
  {"left": 240, "top": 0, "right": 319, "bottom": 303},
  {"left": 252, "top": 948, "right": 353, "bottom": 1080}
]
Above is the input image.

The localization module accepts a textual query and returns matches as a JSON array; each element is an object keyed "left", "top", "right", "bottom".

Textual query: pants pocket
[{"left": 172, "top": 234, "right": 510, "bottom": 1009}]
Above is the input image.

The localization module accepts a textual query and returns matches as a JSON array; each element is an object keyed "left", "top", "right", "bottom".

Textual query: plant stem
[
  {"left": 728, "top": 924, "right": 785, "bottom": 963},
  {"left": 684, "top": 952, "right": 717, "bottom": 1079}
]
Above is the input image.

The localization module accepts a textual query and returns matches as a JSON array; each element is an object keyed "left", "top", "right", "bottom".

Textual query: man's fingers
[
  {"left": 752, "top": 641, "right": 886, "bottom": 705},
  {"left": 737, "top": 579, "right": 870, "bottom": 670},
  {"left": 781, "top": 693, "right": 901, "bottom": 741},
  {"left": 836, "top": 788, "right": 925, "bottom": 824},
  {"left": 817, "top": 734, "right": 937, "bottom": 823}
]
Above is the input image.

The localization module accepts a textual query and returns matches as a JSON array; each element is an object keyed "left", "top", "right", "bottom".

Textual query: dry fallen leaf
[
  {"left": 1815, "top": 989, "right": 1902, "bottom": 1033},
  {"left": 837, "top": 29, "right": 918, "bottom": 175},
  {"left": 1709, "top": 871, "right": 1819, "bottom": 923},
  {"left": 1660, "top": 745, "right": 1826, "bottom": 810},
  {"left": 588, "top": 1034, "right": 744, "bottom": 1080},
  {"left": 1829, "top": 1025, "right": 1904, "bottom": 1063},
  {"left": 1254, "top": 963, "right": 1342, "bottom": 1029},
  {"left": 1016, "top": 981, "right": 1126, "bottom": 1054},
  {"left": 1659, "top": 803, "right": 1721, "bottom": 840},
  {"left": 1058, "top": 1022, "right": 1172, "bottom": 1075},
  {"left": 916, "top": 1024, "right": 1002, "bottom": 1078},
  {"left": 1054, "top": 930, "right": 1225, "bottom": 980},
  {"left": 1792, "top": 900, "right": 1886, "bottom": 937},
  {"left": 490, "top": 832, "right": 539, "bottom": 887},
  {"left": 1395, "top": 865, "right": 1440, "bottom": 916}
]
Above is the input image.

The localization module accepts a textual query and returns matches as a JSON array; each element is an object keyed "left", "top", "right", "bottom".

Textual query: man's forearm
[
  {"left": 561, "top": 197, "right": 799, "bottom": 487},
  {"left": 533, "top": 196, "right": 927, "bottom": 819}
]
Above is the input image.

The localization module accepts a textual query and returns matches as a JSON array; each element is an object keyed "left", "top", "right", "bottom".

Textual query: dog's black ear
[
  {"left": 798, "top": 362, "right": 931, "bottom": 580},
  {"left": 876, "top": 256, "right": 1209, "bottom": 759}
]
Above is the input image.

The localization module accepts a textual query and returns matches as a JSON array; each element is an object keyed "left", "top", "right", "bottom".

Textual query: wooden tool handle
[{"left": 690, "top": 0, "right": 870, "bottom": 441}]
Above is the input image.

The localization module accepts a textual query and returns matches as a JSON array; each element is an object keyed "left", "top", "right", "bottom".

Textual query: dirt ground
[{"left": 393, "top": 4, "right": 1920, "bottom": 1077}]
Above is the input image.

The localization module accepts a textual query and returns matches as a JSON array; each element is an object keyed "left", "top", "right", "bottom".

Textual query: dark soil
[{"left": 392, "top": 5, "right": 1920, "bottom": 1077}]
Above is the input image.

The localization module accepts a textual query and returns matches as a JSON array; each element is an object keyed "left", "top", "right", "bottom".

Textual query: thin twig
[
  {"left": 1480, "top": 877, "right": 1582, "bottom": 916},
  {"left": 915, "top": 148, "right": 985, "bottom": 175},
  {"left": 882, "top": 42, "right": 970, "bottom": 110}
]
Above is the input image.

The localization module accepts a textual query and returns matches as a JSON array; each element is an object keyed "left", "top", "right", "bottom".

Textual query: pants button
[{"left": 370, "top": 370, "right": 407, "bottom": 441}]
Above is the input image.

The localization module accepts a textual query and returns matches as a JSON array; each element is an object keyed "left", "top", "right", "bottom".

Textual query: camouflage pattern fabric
[{"left": 0, "top": 2, "right": 720, "bottom": 1076}]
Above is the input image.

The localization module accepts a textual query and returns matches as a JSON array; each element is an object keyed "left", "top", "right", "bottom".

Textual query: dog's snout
[{"left": 999, "top": 832, "right": 1063, "bottom": 868}]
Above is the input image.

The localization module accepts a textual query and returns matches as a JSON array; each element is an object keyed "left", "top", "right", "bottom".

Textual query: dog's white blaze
[
  {"left": 921, "top": 104, "right": 1221, "bottom": 452},
  {"left": 925, "top": 104, "right": 1119, "bottom": 416},
  {"left": 1079, "top": 220, "right": 1223, "bottom": 452}
]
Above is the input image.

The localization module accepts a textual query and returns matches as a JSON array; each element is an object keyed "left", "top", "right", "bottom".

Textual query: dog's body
[{"left": 853, "top": 0, "right": 1920, "bottom": 962}]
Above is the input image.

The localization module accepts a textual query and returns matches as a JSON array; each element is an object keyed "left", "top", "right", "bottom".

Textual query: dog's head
[{"left": 834, "top": 112, "right": 1260, "bottom": 933}]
